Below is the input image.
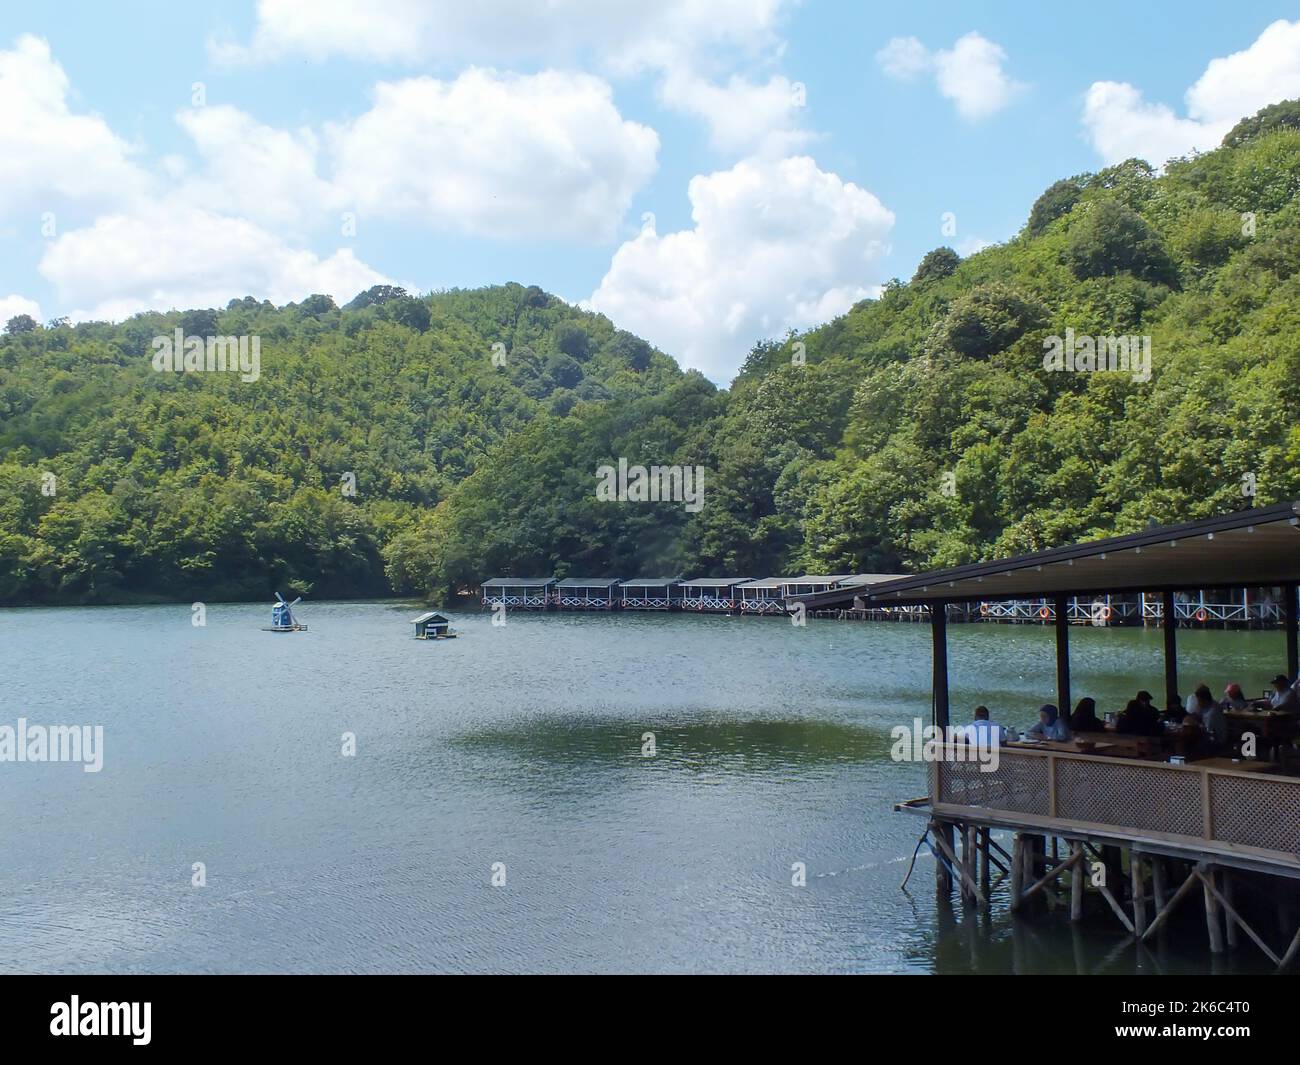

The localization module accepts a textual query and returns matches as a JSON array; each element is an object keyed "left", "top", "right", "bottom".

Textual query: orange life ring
[
  {"left": 1196, "top": 608, "right": 1208, "bottom": 622},
  {"left": 979, "top": 603, "right": 989, "bottom": 616},
  {"left": 1101, "top": 605, "right": 1113, "bottom": 621},
  {"left": 1039, "top": 606, "right": 1051, "bottom": 619}
]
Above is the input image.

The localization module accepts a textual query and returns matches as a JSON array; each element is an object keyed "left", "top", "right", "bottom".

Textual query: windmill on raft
[{"left": 263, "top": 592, "right": 308, "bottom": 632}]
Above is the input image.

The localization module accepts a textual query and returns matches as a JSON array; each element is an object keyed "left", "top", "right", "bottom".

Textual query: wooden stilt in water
[
  {"left": 980, "top": 828, "right": 991, "bottom": 899},
  {"left": 1132, "top": 855, "right": 1147, "bottom": 937},
  {"left": 1070, "top": 841, "right": 1084, "bottom": 922},
  {"left": 1202, "top": 865, "right": 1226, "bottom": 954},
  {"left": 1223, "top": 872, "right": 1239, "bottom": 951},
  {"left": 935, "top": 822, "right": 954, "bottom": 894},
  {"left": 1010, "top": 834, "right": 1025, "bottom": 911},
  {"left": 1151, "top": 856, "right": 1167, "bottom": 916}
]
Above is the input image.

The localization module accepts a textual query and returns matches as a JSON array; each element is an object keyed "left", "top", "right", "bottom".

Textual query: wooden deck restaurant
[{"left": 849, "top": 501, "right": 1300, "bottom": 967}]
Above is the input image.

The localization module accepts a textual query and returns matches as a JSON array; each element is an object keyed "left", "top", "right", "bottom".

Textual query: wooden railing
[{"left": 931, "top": 747, "right": 1300, "bottom": 867}]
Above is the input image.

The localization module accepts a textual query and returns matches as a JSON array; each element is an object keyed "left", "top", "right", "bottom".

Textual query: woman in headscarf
[
  {"left": 1069, "top": 697, "right": 1105, "bottom": 733},
  {"left": 1027, "top": 703, "right": 1070, "bottom": 741}
]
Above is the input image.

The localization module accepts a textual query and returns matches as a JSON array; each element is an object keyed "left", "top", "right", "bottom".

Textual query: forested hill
[
  {"left": 4, "top": 101, "right": 1300, "bottom": 606},
  {"left": 0, "top": 284, "right": 712, "bottom": 603}
]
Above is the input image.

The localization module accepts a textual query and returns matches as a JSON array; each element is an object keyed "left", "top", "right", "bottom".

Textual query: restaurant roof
[
  {"left": 480, "top": 577, "right": 554, "bottom": 587},
  {"left": 865, "top": 500, "right": 1300, "bottom": 605},
  {"left": 678, "top": 577, "right": 753, "bottom": 588},
  {"left": 618, "top": 578, "right": 680, "bottom": 587},
  {"left": 556, "top": 577, "right": 622, "bottom": 588}
]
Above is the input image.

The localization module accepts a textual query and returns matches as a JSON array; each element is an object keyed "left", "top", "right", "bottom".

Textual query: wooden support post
[
  {"left": 1151, "top": 857, "right": 1167, "bottom": 915},
  {"left": 980, "top": 828, "right": 991, "bottom": 899},
  {"left": 1054, "top": 595, "right": 1071, "bottom": 717},
  {"left": 1201, "top": 865, "right": 1226, "bottom": 954},
  {"left": 1286, "top": 583, "right": 1299, "bottom": 681},
  {"left": 1162, "top": 590, "right": 1179, "bottom": 709},
  {"left": 1010, "top": 834, "right": 1025, "bottom": 912},
  {"left": 1132, "top": 856, "right": 1147, "bottom": 937},
  {"left": 1070, "top": 842, "right": 1084, "bottom": 922}
]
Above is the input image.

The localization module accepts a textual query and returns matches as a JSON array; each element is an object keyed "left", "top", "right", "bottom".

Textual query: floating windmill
[{"left": 264, "top": 592, "right": 308, "bottom": 632}]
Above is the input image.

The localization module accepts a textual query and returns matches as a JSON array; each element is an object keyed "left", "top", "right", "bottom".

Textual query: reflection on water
[{"left": 0, "top": 603, "right": 1287, "bottom": 973}]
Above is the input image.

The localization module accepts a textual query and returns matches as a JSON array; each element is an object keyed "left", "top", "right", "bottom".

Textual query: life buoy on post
[
  {"left": 1196, "top": 608, "right": 1208, "bottom": 623},
  {"left": 1039, "top": 606, "right": 1051, "bottom": 620},
  {"left": 980, "top": 603, "right": 989, "bottom": 616},
  {"left": 1101, "top": 605, "right": 1113, "bottom": 621}
]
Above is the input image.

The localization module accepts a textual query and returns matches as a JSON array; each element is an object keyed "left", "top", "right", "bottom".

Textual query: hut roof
[
  {"left": 619, "top": 578, "right": 680, "bottom": 588},
  {"left": 480, "top": 577, "right": 554, "bottom": 587},
  {"left": 411, "top": 611, "right": 449, "bottom": 624},
  {"left": 735, "top": 577, "right": 791, "bottom": 590},
  {"left": 556, "top": 577, "right": 622, "bottom": 588},
  {"left": 678, "top": 577, "right": 753, "bottom": 588}
]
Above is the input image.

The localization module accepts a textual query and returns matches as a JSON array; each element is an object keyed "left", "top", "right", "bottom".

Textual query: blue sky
[{"left": 3, "top": 1, "right": 1300, "bottom": 382}]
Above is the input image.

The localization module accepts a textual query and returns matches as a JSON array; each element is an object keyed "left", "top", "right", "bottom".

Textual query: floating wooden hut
[
  {"left": 779, "top": 574, "right": 854, "bottom": 598},
  {"left": 412, "top": 611, "right": 456, "bottom": 639},
  {"left": 617, "top": 578, "right": 682, "bottom": 611},
  {"left": 734, "top": 577, "right": 793, "bottom": 615},
  {"left": 554, "top": 577, "right": 622, "bottom": 610},
  {"left": 480, "top": 577, "right": 555, "bottom": 610},
  {"left": 678, "top": 577, "right": 752, "bottom": 612},
  {"left": 847, "top": 501, "right": 1300, "bottom": 968}
]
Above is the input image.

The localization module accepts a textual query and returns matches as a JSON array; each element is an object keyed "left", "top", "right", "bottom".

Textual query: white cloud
[
  {"left": 656, "top": 68, "right": 810, "bottom": 155},
  {"left": 329, "top": 69, "right": 659, "bottom": 241},
  {"left": 214, "top": 0, "right": 789, "bottom": 73},
  {"left": 0, "top": 35, "right": 149, "bottom": 215},
  {"left": 0, "top": 294, "right": 41, "bottom": 325},
  {"left": 585, "top": 155, "right": 893, "bottom": 382},
  {"left": 875, "top": 37, "right": 930, "bottom": 81},
  {"left": 213, "top": 1, "right": 801, "bottom": 155},
  {"left": 39, "top": 203, "right": 392, "bottom": 321},
  {"left": 877, "top": 32, "right": 1021, "bottom": 120},
  {"left": 1083, "top": 19, "right": 1300, "bottom": 165},
  {"left": 175, "top": 105, "right": 342, "bottom": 230}
]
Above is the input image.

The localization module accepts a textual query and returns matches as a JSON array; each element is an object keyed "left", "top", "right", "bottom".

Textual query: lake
[{"left": 0, "top": 602, "right": 1288, "bottom": 973}]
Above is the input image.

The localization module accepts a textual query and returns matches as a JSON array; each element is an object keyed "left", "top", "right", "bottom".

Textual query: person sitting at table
[
  {"left": 1268, "top": 674, "right": 1300, "bottom": 713},
  {"left": 1026, "top": 703, "right": 1070, "bottom": 741},
  {"left": 1135, "top": 690, "right": 1159, "bottom": 714},
  {"left": 1185, "top": 684, "right": 1214, "bottom": 718},
  {"left": 1199, "top": 697, "right": 1229, "bottom": 751},
  {"left": 1117, "top": 697, "right": 1162, "bottom": 737},
  {"left": 1069, "top": 697, "right": 1105, "bottom": 733},
  {"left": 964, "top": 705, "right": 1002, "bottom": 745},
  {"left": 1161, "top": 694, "right": 1187, "bottom": 724},
  {"left": 1222, "top": 683, "right": 1248, "bottom": 711}
]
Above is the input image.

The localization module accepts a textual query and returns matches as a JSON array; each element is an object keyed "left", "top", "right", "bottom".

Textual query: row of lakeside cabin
[{"left": 479, "top": 574, "right": 899, "bottom": 613}]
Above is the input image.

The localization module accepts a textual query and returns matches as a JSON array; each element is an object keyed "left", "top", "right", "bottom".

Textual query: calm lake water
[{"left": 0, "top": 602, "right": 1289, "bottom": 974}]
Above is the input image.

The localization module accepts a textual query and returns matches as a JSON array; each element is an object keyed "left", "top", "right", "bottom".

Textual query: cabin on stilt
[
  {"left": 480, "top": 577, "right": 555, "bottom": 610},
  {"left": 555, "top": 577, "right": 622, "bottom": 610},
  {"left": 735, "top": 577, "right": 792, "bottom": 615},
  {"left": 617, "top": 578, "right": 682, "bottom": 611},
  {"left": 678, "top": 577, "right": 752, "bottom": 613},
  {"left": 842, "top": 500, "right": 1300, "bottom": 969},
  {"left": 779, "top": 574, "right": 854, "bottom": 598}
]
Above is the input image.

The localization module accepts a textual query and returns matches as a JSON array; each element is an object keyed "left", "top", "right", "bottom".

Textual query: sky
[{"left": 3, "top": 1, "right": 1300, "bottom": 383}]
